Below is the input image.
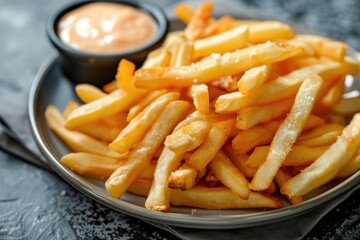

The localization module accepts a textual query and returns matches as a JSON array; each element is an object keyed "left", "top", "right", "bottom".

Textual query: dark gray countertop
[{"left": 0, "top": 0, "right": 360, "bottom": 239}]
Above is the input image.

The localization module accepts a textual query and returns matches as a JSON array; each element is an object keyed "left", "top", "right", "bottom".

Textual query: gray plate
[{"left": 28, "top": 27, "right": 360, "bottom": 229}]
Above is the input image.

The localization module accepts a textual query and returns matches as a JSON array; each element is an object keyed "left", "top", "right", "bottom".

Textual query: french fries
[
  {"left": 46, "top": 2, "right": 360, "bottom": 213},
  {"left": 250, "top": 74, "right": 323, "bottom": 190}
]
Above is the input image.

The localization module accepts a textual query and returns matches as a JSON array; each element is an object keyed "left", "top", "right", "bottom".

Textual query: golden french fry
[
  {"left": 250, "top": 73, "right": 323, "bottom": 190},
  {"left": 145, "top": 147, "right": 184, "bottom": 211},
  {"left": 297, "top": 123, "right": 344, "bottom": 141},
  {"left": 337, "top": 154, "right": 360, "bottom": 178},
  {"left": 201, "top": 16, "right": 235, "bottom": 37},
  {"left": 127, "top": 90, "right": 167, "bottom": 122},
  {"left": 63, "top": 101, "right": 80, "bottom": 120},
  {"left": 171, "top": 186, "right": 283, "bottom": 209},
  {"left": 215, "top": 62, "right": 342, "bottom": 113},
  {"left": 110, "top": 92, "right": 179, "bottom": 153},
  {"left": 321, "top": 75, "right": 345, "bottom": 107},
  {"left": 45, "top": 105, "right": 122, "bottom": 158},
  {"left": 116, "top": 59, "right": 146, "bottom": 95},
  {"left": 61, "top": 152, "right": 125, "bottom": 177},
  {"left": 165, "top": 120, "right": 212, "bottom": 153},
  {"left": 101, "top": 112, "right": 128, "bottom": 129},
  {"left": 184, "top": 2, "right": 214, "bottom": 40},
  {"left": 102, "top": 80, "right": 117, "bottom": 93},
  {"left": 189, "top": 84, "right": 210, "bottom": 114},
  {"left": 142, "top": 48, "right": 171, "bottom": 68},
  {"left": 173, "top": 3, "right": 194, "bottom": 24},
  {"left": 332, "top": 95, "right": 360, "bottom": 115},
  {"left": 238, "top": 65, "right": 270, "bottom": 94},
  {"left": 281, "top": 113, "right": 360, "bottom": 197},
  {"left": 282, "top": 39, "right": 315, "bottom": 57},
  {"left": 343, "top": 56, "right": 360, "bottom": 76},
  {"left": 210, "top": 151, "right": 250, "bottom": 199},
  {"left": 193, "top": 25, "right": 248, "bottom": 59},
  {"left": 187, "top": 120, "right": 231, "bottom": 171},
  {"left": 168, "top": 163, "right": 199, "bottom": 191},
  {"left": 297, "top": 130, "right": 342, "bottom": 147},
  {"left": 319, "top": 41, "right": 347, "bottom": 61},
  {"left": 236, "top": 98, "right": 293, "bottom": 130},
  {"left": 170, "top": 40, "right": 193, "bottom": 67},
  {"left": 247, "top": 145, "right": 329, "bottom": 168},
  {"left": 65, "top": 89, "right": 144, "bottom": 129},
  {"left": 247, "top": 21, "right": 295, "bottom": 43},
  {"left": 106, "top": 100, "right": 190, "bottom": 198},
  {"left": 134, "top": 42, "right": 302, "bottom": 89},
  {"left": 77, "top": 122, "right": 121, "bottom": 142},
  {"left": 139, "top": 161, "right": 157, "bottom": 179},
  {"left": 75, "top": 84, "right": 107, "bottom": 103},
  {"left": 128, "top": 179, "right": 152, "bottom": 197},
  {"left": 274, "top": 169, "right": 303, "bottom": 205}
]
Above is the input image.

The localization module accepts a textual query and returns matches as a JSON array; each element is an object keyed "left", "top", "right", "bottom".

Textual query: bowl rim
[{"left": 47, "top": 0, "right": 169, "bottom": 59}]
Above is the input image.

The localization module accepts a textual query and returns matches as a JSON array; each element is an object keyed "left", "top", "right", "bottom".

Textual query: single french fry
[
  {"left": 337, "top": 154, "right": 360, "bottom": 178},
  {"left": 78, "top": 122, "right": 121, "bottom": 142},
  {"left": 102, "top": 80, "right": 117, "bottom": 93},
  {"left": 128, "top": 179, "right": 152, "bottom": 197},
  {"left": 165, "top": 120, "right": 212, "bottom": 153},
  {"left": 215, "top": 62, "right": 342, "bottom": 113},
  {"left": 142, "top": 48, "right": 171, "bottom": 68},
  {"left": 297, "top": 130, "right": 342, "bottom": 147},
  {"left": 145, "top": 147, "right": 184, "bottom": 211},
  {"left": 45, "top": 105, "right": 122, "bottom": 158},
  {"left": 75, "top": 84, "right": 107, "bottom": 103},
  {"left": 168, "top": 163, "right": 198, "bottom": 191},
  {"left": 187, "top": 120, "right": 231, "bottom": 171},
  {"left": 189, "top": 84, "right": 210, "bottom": 114},
  {"left": 321, "top": 75, "right": 345, "bottom": 107},
  {"left": 116, "top": 59, "right": 146, "bottom": 96},
  {"left": 247, "top": 21, "right": 295, "bottom": 43},
  {"left": 236, "top": 98, "right": 294, "bottom": 130},
  {"left": 247, "top": 145, "right": 329, "bottom": 168},
  {"left": 297, "top": 123, "right": 344, "bottom": 141},
  {"left": 65, "top": 89, "right": 144, "bottom": 129},
  {"left": 238, "top": 65, "right": 270, "bottom": 94},
  {"left": 171, "top": 186, "right": 283, "bottom": 209},
  {"left": 250, "top": 74, "right": 323, "bottom": 190},
  {"left": 210, "top": 151, "right": 250, "bottom": 199},
  {"left": 63, "top": 101, "right": 80, "bottom": 120},
  {"left": 127, "top": 90, "right": 167, "bottom": 122},
  {"left": 101, "top": 112, "right": 128, "bottom": 129},
  {"left": 319, "top": 41, "right": 347, "bottom": 61},
  {"left": 106, "top": 100, "right": 190, "bottom": 198},
  {"left": 61, "top": 152, "right": 125, "bottom": 177},
  {"left": 173, "top": 3, "right": 194, "bottom": 24},
  {"left": 110, "top": 92, "right": 179, "bottom": 153},
  {"left": 193, "top": 25, "right": 248, "bottom": 59},
  {"left": 184, "top": 2, "right": 214, "bottom": 40},
  {"left": 134, "top": 42, "right": 302, "bottom": 89},
  {"left": 274, "top": 169, "right": 304, "bottom": 205},
  {"left": 139, "top": 161, "right": 157, "bottom": 179},
  {"left": 332, "top": 95, "right": 360, "bottom": 115},
  {"left": 281, "top": 113, "right": 360, "bottom": 197}
]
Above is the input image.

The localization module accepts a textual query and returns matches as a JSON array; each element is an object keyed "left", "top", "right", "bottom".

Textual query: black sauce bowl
[{"left": 47, "top": 0, "right": 168, "bottom": 87}]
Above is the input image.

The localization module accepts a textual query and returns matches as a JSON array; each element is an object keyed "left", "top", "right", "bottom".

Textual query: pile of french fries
[{"left": 45, "top": 2, "right": 360, "bottom": 212}]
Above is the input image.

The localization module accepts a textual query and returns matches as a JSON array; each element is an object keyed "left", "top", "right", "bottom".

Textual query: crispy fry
[
  {"left": 187, "top": 120, "right": 231, "bottom": 171},
  {"left": 321, "top": 75, "right": 345, "bottom": 107},
  {"left": 247, "top": 145, "right": 329, "bottom": 168},
  {"left": 238, "top": 65, "right": 270, "bottom": 94},
  {"left": 248, "top": 21, "right": 295, "bottom": 43},
  {"left": 102, "top": 80, "right": 117, "bottom": 93},
  {"left": 45, "top": 105, "right": 122, "bottom": 158},
  {"left": 332, "top": 95, "right": 360, "bottom": 115},
  {"left": 215, "top": 62, "right": 342, "bottom": 113},
  {"left": 116, "top": 59, "right": 146, "bottom": 95},
  {"left": 101, "top": 112, "right": 128, "bottom": 129},
  {"left": 75, "top": 84, "right": 107, "bottom": 103},
  {"left": 250, "top": 74, "right": 323, "bottom": 190},
  {"left": 297, "top": 123, "right": 344, "bottom": 141},
  {"left": 170, "top": 39, "right": 194, "bottom": 67},
  {"left": 127, "top": 90, "right": 167, "bottom": 122},
  {"left": 274, "top": 169, "right": 304, "bottom": 205},
  {"left": 134, "top": 42, "right": 302, "bottom": 89},
  {"left": 210, "top": 151, "right": 250, "bottom": 199},
  {"left": 337, "top": 154, "right": 360, "bottom": 178},
  {"left": 142, "top": 48, "right": 171, "bottom": 68},
  {"left": 171, "top": 186, "right": 283, "bottom": 209},
  {"left": 189, "top": 84, "right": 210, "bottom": 114},
  {"left": 236, "top": 98, "right": 294, "bottom": 130},
  {"left": 165, "top": 120, "right": 212, "bottom": 153},
  {"left": 297, "top": 130, "right": 342, "bottom": 147},
  {"left": 193, "top": 25, "right": 248, "bottom": 59},
  {"left": 184, "top": 2, "right": 214, "bottom": 40},
  {"left": 168, "top": 163, "right": 199, "bottom": 191},
  {"left": 281, "top": 113, "right": 360, "bottom": 197},
  {"left": 128, "top": 179, "right": 152, "bottom": 197},
  {"left": 145, "top": 147, "right": 184, "bottom": 211},
  {"left": 61, "top": 152, "right": 125, "bottom": 177},
  {"left": 110, "top": 92, "right": 179, "bottom": 153},
  {"left": 77, "top": 122, "right": 121, "bottom": 142},
  {"left": 106, "top": 100, "right": 190, "bottom": 198},
  {"left": 65, "top": 89, "right": 144, "bottom": 129}
]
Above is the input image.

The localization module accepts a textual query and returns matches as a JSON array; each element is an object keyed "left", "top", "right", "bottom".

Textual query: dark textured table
[{"left": 0, "top": 0, "right": 360, "bottom": 239}]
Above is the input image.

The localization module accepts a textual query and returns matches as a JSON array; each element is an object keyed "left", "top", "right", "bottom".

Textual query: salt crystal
[{"left": 211, "top": 53, "right": 221, "bottom": 60}]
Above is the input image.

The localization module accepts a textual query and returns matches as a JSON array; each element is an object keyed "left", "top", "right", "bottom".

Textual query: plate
[{"left": 29, "top": 23, "right": 360, "bottom": 229}]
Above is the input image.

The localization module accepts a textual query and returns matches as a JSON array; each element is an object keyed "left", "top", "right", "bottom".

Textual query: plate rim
[{"left": 28, "top": 51, "right": 360, "bottom": 229}]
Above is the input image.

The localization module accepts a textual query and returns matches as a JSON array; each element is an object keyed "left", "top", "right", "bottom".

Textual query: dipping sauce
[{"left": 57, "top": 2, "right": 158, "bottom": 54}]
